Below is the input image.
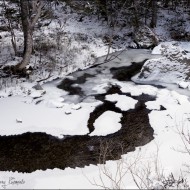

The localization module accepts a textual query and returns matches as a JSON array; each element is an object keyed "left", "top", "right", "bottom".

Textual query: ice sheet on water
[
  {"left": 57, "top": 49, "right": 162, "bottom": 104},
  {"left": 105, "top": 93, "right": 138, "bottom": 111},
  {"left": 90, "top": 111, "right": 122, "bottom": 136}
]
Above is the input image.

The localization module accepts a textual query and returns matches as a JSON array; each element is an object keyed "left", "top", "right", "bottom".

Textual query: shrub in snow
[
  {"left": 159, "top": 173, "right": 189, "bottom": 189},
  {"left": 168, "top": 16, "right": 190, "bottom": 41}
]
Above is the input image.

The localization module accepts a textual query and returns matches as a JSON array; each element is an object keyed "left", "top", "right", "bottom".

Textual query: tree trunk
[
  {"left": 144, "top": 0, "right": 148, "bottom": 25},
  {"left": 18, "top": 30, "right": 33, "bottom": 70},
  {"left": 98, "top": 0, "right": 108, "bottom": 21},
  {"left": 16, "top": 0, "right": 43, "bottom": 70},
  {"left": 150, "top": 0, "right": 157, "bottom": 28},
  {"left": 164, "top": 0, "right": 170, "bottom": 8},
  {"left": 188, "top": 0, "right": 190, "bottom": 7},
  {"left": 17, "top": 0, "right": 32, "bottom": 70}
]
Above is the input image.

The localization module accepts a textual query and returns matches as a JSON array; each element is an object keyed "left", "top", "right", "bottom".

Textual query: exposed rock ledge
[{"left": 135, "top": 42, "right": 190, "bottom": 90}]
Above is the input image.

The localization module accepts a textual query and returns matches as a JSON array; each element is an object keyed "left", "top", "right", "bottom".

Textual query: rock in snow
[
  {"left": 65, "top": 110, "right": 72, "bottom": 115},
  {"left": 71, "top": 104, "right": 81, "bottom": 110},
  {"left": 133, "top": 25, "right": 159, "bottom": 48},
  {"left": 16, "top": 118, "right": 22, "bottom": 123},
  {"left": 178, "top": 81, "right": 190, "bottom": 89},
  {"left": 136, "top": 42, "right": 190, "bottom": 86},
  {"left": 32, "top": 83, "right": 43, "bottom": 91}
]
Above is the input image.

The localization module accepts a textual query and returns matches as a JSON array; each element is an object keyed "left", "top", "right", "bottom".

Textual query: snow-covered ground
[{"left": 0, "top": 96, "right": 102, "bottom": 137}]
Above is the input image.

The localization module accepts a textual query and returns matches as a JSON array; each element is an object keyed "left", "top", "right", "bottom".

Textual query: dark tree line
[{"left": 92, "top": 0, "right": 190, "bottom": 27}]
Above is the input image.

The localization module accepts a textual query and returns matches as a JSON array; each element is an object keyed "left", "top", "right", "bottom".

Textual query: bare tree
[
  {"left": 84, "top": 140, "right": 190, "bottom": 189},
  {"left": 16, "top": 0, "right": 44, "bottom": 70}
]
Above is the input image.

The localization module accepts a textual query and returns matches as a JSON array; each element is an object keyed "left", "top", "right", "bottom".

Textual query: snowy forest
[{"left": 0, "top": 0, "right": 190, "bottom": 189}]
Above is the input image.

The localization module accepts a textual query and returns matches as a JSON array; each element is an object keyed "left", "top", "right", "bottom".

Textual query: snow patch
[
  {"left": 105, "top": 93, "right": 138, "bottom": 111},
  {"left": 90, "top": 111, "right": 122, "bottom": 136}
]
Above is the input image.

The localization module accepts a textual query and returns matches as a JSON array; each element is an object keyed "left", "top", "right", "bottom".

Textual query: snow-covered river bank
[{"left": 0, "top": 47, "right": 190, "bottom": 189}]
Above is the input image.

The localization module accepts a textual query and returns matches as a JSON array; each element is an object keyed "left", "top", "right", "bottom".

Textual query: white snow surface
[
  {"left": 105, "top": 93, "right": 138, "bottom": 111},
  {"left": 90, "top": 111, "right": 122, "bottom": 136},
  {"left": 0, "top": 96, "right": 101, "bottom": 137}
]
